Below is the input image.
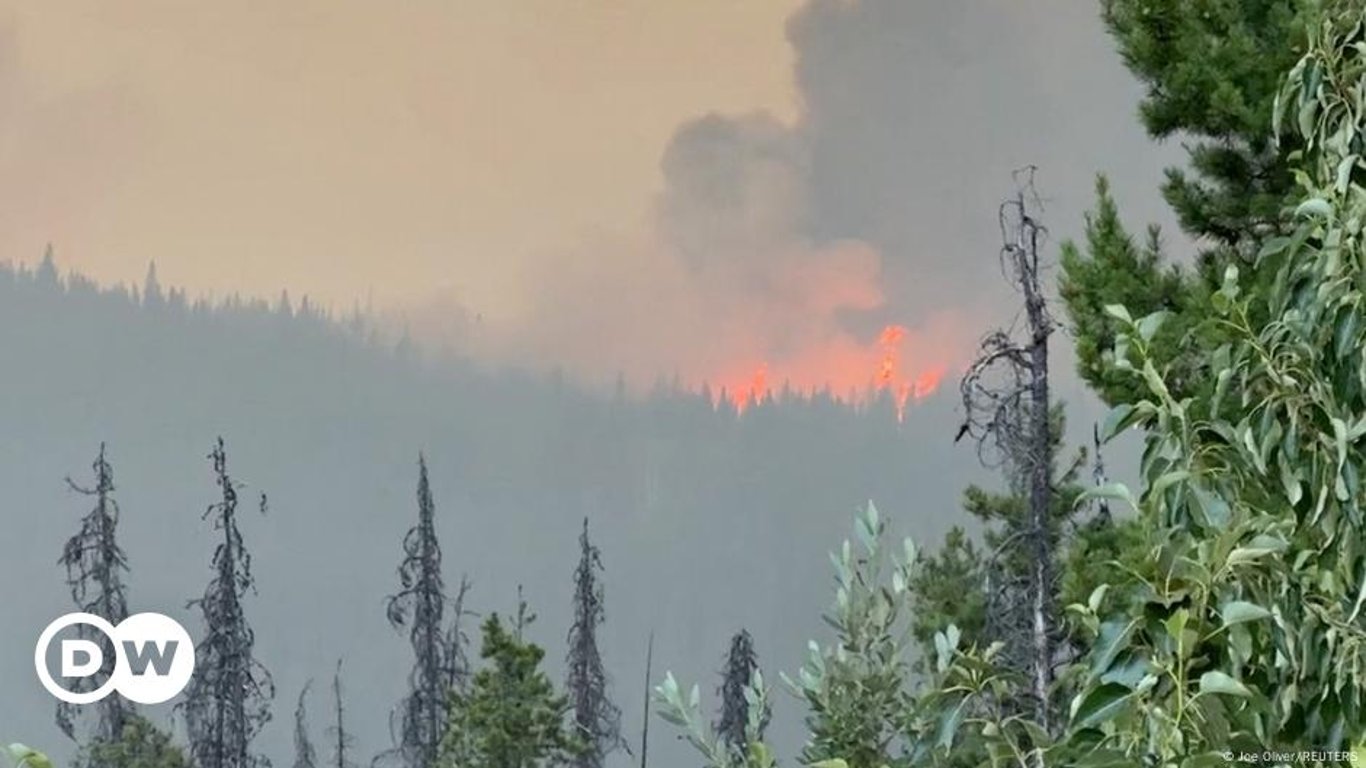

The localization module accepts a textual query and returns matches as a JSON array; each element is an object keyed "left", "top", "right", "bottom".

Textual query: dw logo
[{"left": 35, "top": 613, "right": 195, "bottom": 704}]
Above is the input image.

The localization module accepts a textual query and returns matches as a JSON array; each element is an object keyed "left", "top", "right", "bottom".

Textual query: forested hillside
[{"left": 0, "top": 255, "right": 1005, "bottom": 768}]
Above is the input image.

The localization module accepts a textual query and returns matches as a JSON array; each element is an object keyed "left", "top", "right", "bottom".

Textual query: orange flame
[{"left": 706, "top": 324, "right": 950, "bottom": 421}]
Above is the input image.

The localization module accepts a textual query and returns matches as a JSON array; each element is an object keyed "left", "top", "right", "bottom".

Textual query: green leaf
[
  {"left": 1136, "top": 310, "right": 1170, "bottom": 343},
  {"left": 1220, "top": 601, "right": 1272, "bottom": 627},
  {"left": 1198, "top": 671, "right": 1253, "bottom": 698},
  {"left": 1069, "top": 682, "right": 1134, "bottom": 730},
  {"left": 1297, "top": 197, "right": 1334, "bottom": 219},
  {"left": 1103, "top": 304, "right": 1133, "bottom": 324}
]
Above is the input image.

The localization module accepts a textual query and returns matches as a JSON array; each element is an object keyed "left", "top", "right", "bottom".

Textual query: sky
[{"left": 0, "top": 1, "right": 1184, "bottom": 397}]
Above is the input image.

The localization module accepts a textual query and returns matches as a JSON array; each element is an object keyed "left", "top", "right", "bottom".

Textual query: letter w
[{"left": 122, "top": 640, "right": 178, "bottom": 676}]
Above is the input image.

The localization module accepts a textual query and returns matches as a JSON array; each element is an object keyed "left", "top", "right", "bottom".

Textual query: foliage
[
  {"left": 565, "top": 518, "right": 624, "bottom": 768},
  {"left": 6, "top": 745, "right": 53, "bottom": 768},
  {"left": 83, "top": 718, "right": 189, "bottom": 768},
  {"left": 1061, "top": 1, "right": 1313, "bottom": 408},
  {"left": 438, "top": 614, "right": 584, "bottom": 768},
  {"left": 655, "top": 670, "right": 776, "bottom": 768},
  {"left": 181, "top": 438, "right": 274, "bottom": 768},
  {"left": 327, "top": 661, "right": 358, "bottom": 768}
]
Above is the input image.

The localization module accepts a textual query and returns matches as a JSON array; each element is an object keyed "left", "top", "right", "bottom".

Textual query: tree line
[{"left": 49, "top": 439, "right": 771, "bottom": 768}]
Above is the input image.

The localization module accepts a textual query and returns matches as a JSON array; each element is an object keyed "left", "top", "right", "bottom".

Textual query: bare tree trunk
[{"left": 640, "top": 632, "right": 653, "bottom": 768}]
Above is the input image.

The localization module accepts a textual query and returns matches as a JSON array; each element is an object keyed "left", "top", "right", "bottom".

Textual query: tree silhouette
[
  {"left": 181, "top": 438, "right": 275, "bottom": 768},
  {"left": 565, "top": 519, "right": 624, "bottom": 768},
  {"left": 328, "top": 660, "right": 357, "bottom": 768},
  {"left": 384, "top": 455, "right": 453, "bottom": 768},
  {"left": 715, "top": 629, "right": 768, "bottom": 755},
  {"left": 293, "top": 683, "right": 318, "bottom": 768},
  {"left": 56, "top": 443, "right": 133, "bottom": 756}
]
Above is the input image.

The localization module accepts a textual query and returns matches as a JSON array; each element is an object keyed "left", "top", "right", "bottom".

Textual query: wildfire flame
[{"left": 714, "top": 324, "right": 948, "bottom": 420}]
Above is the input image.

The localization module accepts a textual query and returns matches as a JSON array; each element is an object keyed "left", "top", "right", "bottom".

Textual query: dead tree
[
  {"left": 565, "top": 518, "right": 625, "bottom": 768},
  {"left": 639, "top": 632, "right": 653, "bottom": 768},
  {"left": 293, "top": 683, "right": 318, "bottom": 768},
  {"left": 181, "top": 438, "right": 276, "bottom": 768},
  {"left": 328, "top": 660, "right": 357, "bottom": 768},
  {"left": 383, "top": 455, "right": 451, "bottom": 768},
  {"left": 56, "top": 443, "right": 133, "bottom": 751},
  {"left": 715, "top": 630, "right": 768, "bottom": 756},
  {"left": 956, "top": 170, "right": 1059, "bottom": 735},
  {"left": 443, "top": 575, "right": 474, "bottom": 697}
]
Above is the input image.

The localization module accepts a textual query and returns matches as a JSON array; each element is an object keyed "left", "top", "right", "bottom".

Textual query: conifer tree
[
  {"left": 438, "top": 614, "right": 583, "bottom": 768},
  {"left": 565, "top": 519, "right": 624, "bottom": 768},
  {"left": 384, "top": 455, "right": 452, "bottom": 768},
  {"left": 714, "top": 630, "right": 768, "bottom": 756},
  {"left": 181, "top": 438, "right": 275, "bottom": 768},
  {"left": 56, "top": 443, "right": 133, "bottom": 751},
  {"left": 327, "top": 661, "right": 356, "bottom": 768},
  {"left": 292, "top": 684, "right": 317, "bottom": 768},
  {"left": 1061, "top": 2, "right": 1312, "bottom": 407},
  {"left": 956, "top": 174, "right": 1061, "bottom": 733},
  {"left": 84, "top": 716, "right": 190, "bottom": 768}
]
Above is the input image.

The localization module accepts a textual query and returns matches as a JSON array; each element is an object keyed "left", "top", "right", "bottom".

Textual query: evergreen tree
[
  {"left": 56, "top": 443, "right": 133, "bottom": 751},
  {"left": 565, "top": 519, "right": 624, "bottom": 768},
  {"left": 384, "top": 455, "right": 453, "bottom": 768},
  {"left": 84, "top": 716, "right": 189, "bottom": 768},
  {"left": 292, "top": 684, "right": 318, "bottom": 768},
  {"left": 181, "top": 438, "right": 275, "bottom": 768},
  {"left": 438, "top": 614, "right": 584, "bottom": 768},
  {"left": 142, "top": 263, "right": 164, "bottom": 311},
  {"left": 1061, "top": 2, "right": 1312, "bottom": 407},
  {"left": 714, "top": 630, "right": 768, "bottom": 756},
  {"left": 327, "top": 660, "right": 357, "bottom": 768}
]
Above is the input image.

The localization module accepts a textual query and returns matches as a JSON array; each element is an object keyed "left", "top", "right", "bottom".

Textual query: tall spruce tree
[
  {"left": 56, "top": 443, "right": 133, "bottom": 751},
  {"left": 384, "top": 455, "right": 452, "bottom": 768},
  {"left": 565, "top": 519, "right": 623, "bottom": 768},
  {"left": 714, "top": 630, "right": 768, "bottom": 757},
  {"left": 181, "top": 438, "right": 275, "bottom": 768}
]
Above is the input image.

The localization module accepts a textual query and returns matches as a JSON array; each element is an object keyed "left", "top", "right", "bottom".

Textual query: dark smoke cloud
[{"left": 461, "top": 0, "right": 1183, "bottom": 399}]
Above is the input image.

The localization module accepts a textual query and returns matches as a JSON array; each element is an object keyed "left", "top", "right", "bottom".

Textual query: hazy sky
[{"left": 0, "top": 1, "right": 1183, "bottom": 397}]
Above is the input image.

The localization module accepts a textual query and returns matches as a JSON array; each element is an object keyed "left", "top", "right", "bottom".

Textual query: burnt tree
[
  {"left": 384, "top": 454, "right": 452, "bottom": 768},
  {"left": 181, "top": 438, "right": 275, "bottom": 768},
  {"left": 715, "top": 629, "right": 768, "bottom": 756},
  {"left": 957, "top": 170, "right": 1060, "bottom": 736},
  {"left": 56, "top": 443, "right": 133, "bottom": 753},
  {"left": 565, "top": 519, "right": 624, "bottom": 768}
]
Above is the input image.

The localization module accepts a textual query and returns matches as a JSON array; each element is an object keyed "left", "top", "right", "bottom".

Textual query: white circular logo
[{"left": 35, "top": 612, "right": 195, "bottom": 704}]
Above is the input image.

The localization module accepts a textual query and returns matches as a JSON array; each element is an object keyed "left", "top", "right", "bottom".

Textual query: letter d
[{"left": 61, "top": 639, "right": 103, "bottom": 678}]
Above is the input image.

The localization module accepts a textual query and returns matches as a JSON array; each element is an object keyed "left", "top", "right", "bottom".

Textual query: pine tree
[
  {"left": 143, "top": 263, "right": 164, "bottom": 311},
  {"left": 384, "top": 455, "right": 452, "bottom": 768},
  {"left": 327, "top": 660, "right": 357, "bottom": 768},
  {"left": 181, "top": 438, "right": 275, "bottom": 768},
  {"left": 565, "top": 519, "right": 624, "bottom": 768},
  {"left": 292, "top": 684, "right": 317, "bottom": 768},
  {"left": 56, "top": 443, "right": 133, "bottom": 751},
  {"left": 438, "top": 614, "right": 584, "bottom": 768},
  {"left": 84, "top": 716, "right": 189, "bottom": 768},
  {"left": 714, "top": 630, "right": 768, "bottom": 756}
]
